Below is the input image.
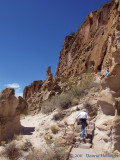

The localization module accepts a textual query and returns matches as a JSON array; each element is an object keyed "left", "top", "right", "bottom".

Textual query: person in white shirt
[{"left": 75, "top": 109, "right": 89, "bottom": 138}]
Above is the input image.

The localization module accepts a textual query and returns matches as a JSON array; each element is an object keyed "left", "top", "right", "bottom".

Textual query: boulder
[
  {"left": 101, "top": 64, "right": 120, "bottom": 94},
  {"left": 93, "top": 115, "right": 120, "bottom": 153},
  {"left": 0, "top": 88, "right": 21, "bottom": 141},
  {"left": 98, "top": 89, "right": 115, "bottom": 116},
  {"left": 0, "top": 88, "right": 18, "bottom": 117}
]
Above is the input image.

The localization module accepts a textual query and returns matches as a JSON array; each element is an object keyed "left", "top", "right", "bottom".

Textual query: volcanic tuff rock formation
[
  {"left": 23, "top": 66, "right": 61, "bottom": 112},
  {"left": 97, "top": 0, "right": 120, "bottom": 116},
  {"left": 94, "top": 0, "right": 120, "bottom": 153},
  {"left": 23, "top": 80, "right": 43, "bottom": 99},
  {"left": 0, "top": 88, "right": 27, "bottom": 141},
  {"left": 17, "top": 96, "right": 28, "bottom": 114},
  {"left": 55, "top": 0, "right": 116, "bottom": 80},
  {"left": 23, "top": 0, "right": 120, "bottom": 114}
]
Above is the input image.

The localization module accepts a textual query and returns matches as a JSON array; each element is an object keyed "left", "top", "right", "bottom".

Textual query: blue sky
[{"left": 0, "top": 0, "right": 109, "bottom": 96}]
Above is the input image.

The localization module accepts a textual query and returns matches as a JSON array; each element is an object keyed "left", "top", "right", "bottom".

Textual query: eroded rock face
[
  {"left": 23, "top": 1, "right": 120, "bottom": 115},
  {"left": 95, "top": 1, "right": 120, "bottom": 152},
  {"left": 17, "top": 96, "right": 28, "bottom": 114},
  {"left": 0, "top": 88, "right": 21, "bottom": 141},
  {"left": 55, "top": 1, "right": 114, "bottom": 80},
  {"left": 23, "top": 80, "right": 43, "bottom": 99},
  {"left": 95, "top": 1, "right": 120, "bottom": 153},
  {"left": 23, "top": 66, "right": 61, "bottom": 113}
]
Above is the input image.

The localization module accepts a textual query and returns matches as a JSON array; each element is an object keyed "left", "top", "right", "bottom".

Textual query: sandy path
[{"left": 20, "top": 114, "right": 48, "bottom": 149}]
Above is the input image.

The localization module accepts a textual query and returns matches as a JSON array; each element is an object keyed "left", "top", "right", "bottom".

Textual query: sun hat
[{"left": 82, "top": 109, "right": 86, "bottom": 112}]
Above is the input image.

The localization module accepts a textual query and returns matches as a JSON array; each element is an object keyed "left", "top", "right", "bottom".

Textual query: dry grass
[
  {"left": 1, "top": 141, "right": 6, "bottom": 146},
  {"left": 53, "top": 112, "right": 64, "bottom": 121},
  {"left": 71, "top": 98, "right": 79, "bottom": 105},
  {"left": 20, "top": 114, "right": 26, "bottom": 119},
  {"left": 25, "top": 149, "right": 43, "bottom": 160},
  {"left": 21, "top": 139, "right": 32, "bottom": 151},
  {"left": 64, "top": 120, "right": 68, "bottom": 126},
  {"left": 25, "top": 145, "right": 68, "bottom": 160},
  {"left": 14, "top": 134, "right": 23, "bottom": 141},
  {"left": 51, "top": 125, "right": 59, "bottom": 134},
  {"left": 3, "top": 142, "right": 21, "bottom": 160},
  {"left": 44, "top": 133, "right": 53, "bottom": 144}
]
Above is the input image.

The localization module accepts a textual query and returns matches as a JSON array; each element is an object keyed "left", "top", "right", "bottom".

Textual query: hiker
[
  {"left": 105, "top": 68, "right": 109, "bottom": 76},
  {"left": 105, "top": 61, "right": 109, "bottom": 75},
  {"left": 101, "top": 68, "right": 109, "bottom": 79},
  {"left": 74, "top": 109, "right": 89, "bottom": 139}
]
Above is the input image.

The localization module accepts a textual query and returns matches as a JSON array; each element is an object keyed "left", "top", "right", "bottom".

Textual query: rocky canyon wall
[
  {"left": 93, "top": 0, "right": 120, "bottom": 153},
  {"left": 55, "top": 0, "right": 114, "bottom": 80},
  {"left": 23, "top": 0, "right": 120, "bottom": 115}
]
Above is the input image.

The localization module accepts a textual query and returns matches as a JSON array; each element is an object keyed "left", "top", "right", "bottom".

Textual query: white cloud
[
  {"left": 5, "top": 83, "right": 23, "bottom": 97},
  {"left": 5, "top": 83, "right": 20, "bottom": 88}
]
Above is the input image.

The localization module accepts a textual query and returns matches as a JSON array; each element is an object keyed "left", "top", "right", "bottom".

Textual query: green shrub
[
  {"left": 41, "top": 93, "right": 72, "bottom": 114},
  {"left": 41, "top": 71, "right": 96, "bottom": 114},
  {"left": 41, "top": 96, "right": 56, "bottom": 114},
  {"left": 61, "top": 77, "right": 77, "bottom": 91},
  {"left": 55, "top": 94, "right": 72, "bottom": 109},
  {"left": 69, "top": 32, "right": 75, "bottom": 36},
  {"left": 69, "top": 85, "right": 85, "bottom": 98}
]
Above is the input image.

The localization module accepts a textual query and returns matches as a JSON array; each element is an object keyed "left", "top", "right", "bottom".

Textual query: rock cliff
[
  {"left": 23, "top": 66, "right": 61, "bottom": 113},
  {"left": 93, "top": 0, "right": 120, "bottom": 153},
  {"left": 23, "top": 0, "right": 120, "bottom": 111},
  {"left": 23, "top": 0, "right": 120, "bottom": 114},
  {"left": 55, "top": 0, "right": 115, "bottom": 79}
]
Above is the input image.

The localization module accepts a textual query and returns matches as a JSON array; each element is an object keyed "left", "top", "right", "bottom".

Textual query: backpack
[{"left": 77, "top": 119, "right": 88, "bottom": 126}]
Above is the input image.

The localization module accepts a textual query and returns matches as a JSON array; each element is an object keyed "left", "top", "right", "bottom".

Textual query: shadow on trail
[
  {"left": 20, "top": 125, "right": 35, "bottom": 135},
  {"left": 0, "top": 125, "right": 35, "bottom": 145}
]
